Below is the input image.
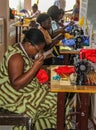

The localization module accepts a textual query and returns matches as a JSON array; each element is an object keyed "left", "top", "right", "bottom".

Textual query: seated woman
[
  {"left": 71, "top": 0, "right": 80, "bottom": 21},
  {"left": 47, "top": 5, "right": 75, "bottom": 63},
  {"left": 36, "top": 13, "right": 65, "bottom": 65},
  {"left": 0, "top": 28, "right": 57, "bottom": 130},
  {"left": 31, "top": 3, "right": 40, "bottom": 19},
  {"left": 47, "top": 5, "right": 62, "bottom": 31},
  {"left": 47, "top": 6, "right": 68, "bottom": 59},
  {"left": 47, "top": 5, "right": 73, "bottom": 31},
  {"left": 36, "top": 13, "right": 53, "bottom": 46}
]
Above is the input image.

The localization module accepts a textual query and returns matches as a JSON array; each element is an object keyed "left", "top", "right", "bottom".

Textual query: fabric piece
[
  {"left": 54, "top": 66, "right": 75, "bottom": 75},
  {"left": 62, "top": 38, "right": 75, "bottom": 46},
  {"left": 65, "top": 33, "right": 74, "bottom": 39},
  {"left": 80, "top": 49, "right": 96, "bottom": 63},
  {"left": 60, "top": 46, "right": 72, "bottom": 51},
  {"left": 78, "top": 16, "right": 84, "bottom": 27},
  {"left": 65, "top": 25, "right": 73, "bottom": 32},
  {"left": 36, "top": 69, "right": 49, "bottom": 83},
  {"left": 82, "top": 36, "right": 89, "bottom": 46}
]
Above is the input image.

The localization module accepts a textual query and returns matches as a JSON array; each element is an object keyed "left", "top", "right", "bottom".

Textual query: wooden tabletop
[
  {"left": 50, "top": 84, "right": 96, "bottom": 93},
  {"left": 50, "top": 65, "right": 96, "bottom": 93},
  {"left": 13, "top": 21, "right": 29, "bottom": 27},
  {"left": 60, "top": 46, "right": 80, "bottom": 54},
  {"left": 60, "top": 50, "right": 80, "bottom": 54}
]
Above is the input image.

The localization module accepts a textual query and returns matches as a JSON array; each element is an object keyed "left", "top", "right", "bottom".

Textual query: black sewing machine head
[
  {"left": 75, "top": 59, "right": 92, "bottom": 85},
  {"left": 70, "top": 25, "right": 84, "bottom": 36},
  {"left": 74, "top": 35, "right": 83, "bottom": 49}
]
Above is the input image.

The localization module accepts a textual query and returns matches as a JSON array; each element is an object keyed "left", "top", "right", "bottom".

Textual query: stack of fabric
[{"left": 80, "top": 49, "right": 96, "bottom": 63}]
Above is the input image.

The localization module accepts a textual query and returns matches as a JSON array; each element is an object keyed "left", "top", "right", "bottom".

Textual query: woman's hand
[
  {"left": 69, "top": 20, "right": 74, "bottom": 26},
  {"left": 33, "top": 54, "right": 44, "bottom": 70},
  {"left": 52, "top": 28, "right": 65, "bottom": 37}
]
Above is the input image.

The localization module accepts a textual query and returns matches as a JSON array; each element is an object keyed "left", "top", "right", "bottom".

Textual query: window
[
  {"left": 32, "top": 0, "right": 54, "bottom": 12},
  {"left": 65, "top": 0, "right": 76, "bottom": 11},
  {"left": 32, "top": 0, "right": 75, "bottom": 12}
]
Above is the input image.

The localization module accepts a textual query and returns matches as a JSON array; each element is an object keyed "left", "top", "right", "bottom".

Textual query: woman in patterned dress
[
  {"left": 71, "top": 0, "right": 80, "bottom": 21},
  {"left": 0, "top": 28, "right": 57, "bottom": 130}
]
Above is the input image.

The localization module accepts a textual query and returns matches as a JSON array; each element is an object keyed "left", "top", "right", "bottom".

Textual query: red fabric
[
  {"left": 54, "top": 66, "right": 75, "bottom": 75},
  {"left": 71, "top": 16, "right": 79, "bottom": 21},
  {"left": 36, "top": 69, "right": 49, "bottom": 83},
  {"left": 80, "top": 49, "right": 96, "bottom": 63}
]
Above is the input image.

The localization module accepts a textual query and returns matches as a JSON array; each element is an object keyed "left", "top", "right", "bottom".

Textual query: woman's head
[
  {"left": 47, "top": 5, "right": 60, "bottom": 21},
  {"left": 22, "top": 28, "right": 46, "bottom": 57},
  {"left": 32, "top": 4, "right": 38, "bottom": 13},
  {"left": 36, "top": 13, "right": 51, "bottom": 30}
]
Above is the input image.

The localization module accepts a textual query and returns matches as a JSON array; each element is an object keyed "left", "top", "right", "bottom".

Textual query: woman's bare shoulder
[{"left": 8, "top": 53, "right": 24, "bottom": 65}]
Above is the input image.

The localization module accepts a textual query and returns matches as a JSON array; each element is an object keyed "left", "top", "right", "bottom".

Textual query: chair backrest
[{"left": 0, "top": 108, "right": 32, "bottom": 130}]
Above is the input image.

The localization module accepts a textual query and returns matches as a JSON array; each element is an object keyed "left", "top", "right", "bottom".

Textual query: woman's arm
[
  {"left": 44, "top": 33, "right": 64, "bottom": 51},
  {"left": 52, "top": 28, "right": 65, "bottom": 38},
  {"left": 8, "top": 53, "right": 44, "bottom": 90},
  {"left": 51, "top": 33, "right": 64, "bottom": 47}
]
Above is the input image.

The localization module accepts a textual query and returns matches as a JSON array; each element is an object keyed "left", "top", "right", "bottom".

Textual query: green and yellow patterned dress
[{"left": 0, "top": 44, "right": 57, "bottom": 130}]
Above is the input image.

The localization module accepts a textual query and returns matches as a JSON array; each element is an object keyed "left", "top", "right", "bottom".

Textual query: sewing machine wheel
[
  {"left": 79, "top": 64, "right": 87, "bottom": 71},
  {"left": 75, "top": 59, "right": 91, "bottom": 73}
]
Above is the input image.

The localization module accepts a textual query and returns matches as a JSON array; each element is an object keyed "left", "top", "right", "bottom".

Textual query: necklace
[{"left": 19, "top": 42, "right": 31, "bottom": 62}]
